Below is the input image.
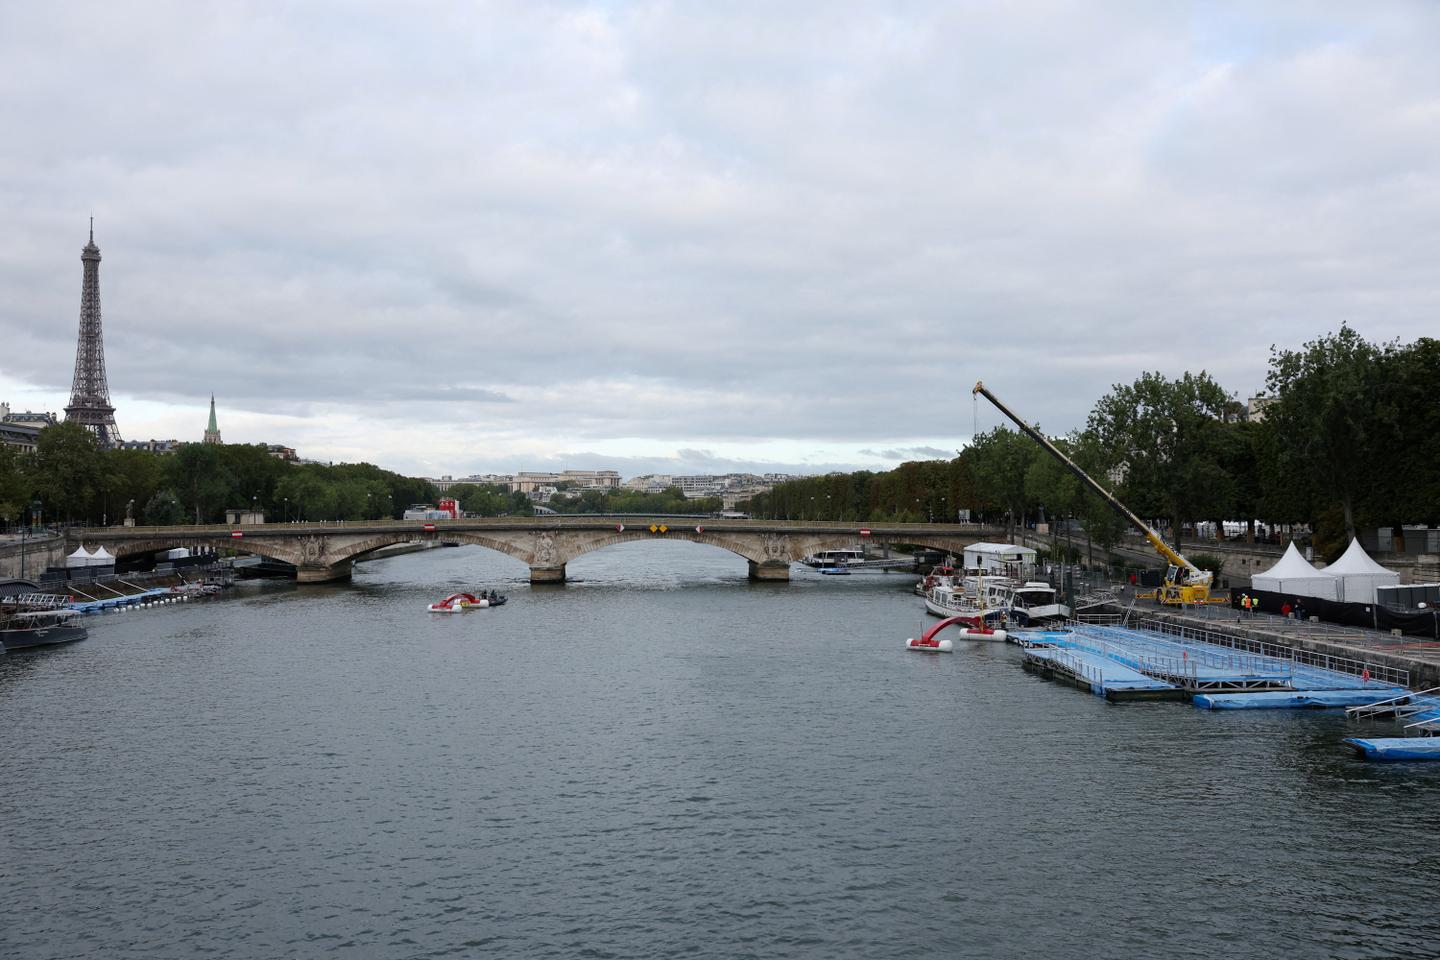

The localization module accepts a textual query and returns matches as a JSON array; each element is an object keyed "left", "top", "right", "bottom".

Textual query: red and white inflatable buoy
[
  {"left": 956, "top": 627, "right": 1007, "bottom": 641},
  {"left": 905, "top": 637, "right": 954, "bottom": 653}
]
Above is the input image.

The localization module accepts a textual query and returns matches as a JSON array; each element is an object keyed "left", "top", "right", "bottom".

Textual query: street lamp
[{"left": 283, "top": 497, "right": 289, "bottom": 522}]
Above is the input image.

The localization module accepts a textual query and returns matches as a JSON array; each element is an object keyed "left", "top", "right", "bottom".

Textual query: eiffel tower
[{"left": 64, "top": 219, "right": 122, "bottom": 447}]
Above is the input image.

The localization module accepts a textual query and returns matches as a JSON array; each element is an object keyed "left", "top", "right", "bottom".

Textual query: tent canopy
[
  {"left": 89, "top": 546, "right": 116, "bottom": 566},
  {"left": 1325, "top": 538, "right": 1400, "bottom": 604},
  {"left": 65, "top": 545, "right": 94, "bottom": 568},
  {"left": 1251, "top": 542, "right": 1339, "bottom": 601}
]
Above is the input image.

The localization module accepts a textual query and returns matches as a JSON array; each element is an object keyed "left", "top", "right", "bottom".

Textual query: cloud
[
  {"left": 859, "top": 446, "right": 954, "bottom": 461},
  {"left": 3, "top": 2, "right": 1438, "bottom": 475}
]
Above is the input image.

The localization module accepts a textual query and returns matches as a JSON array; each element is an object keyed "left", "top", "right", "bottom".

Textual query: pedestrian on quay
[
  {"left": 1240, "top": 593, "right": 1251, "bottom": 617},
  {"left": 1281, "top": 601, "right": 1292, "bottom": 619},
  {"left": 1295, "top": 598, "right": 1306, "bottom": 622}
]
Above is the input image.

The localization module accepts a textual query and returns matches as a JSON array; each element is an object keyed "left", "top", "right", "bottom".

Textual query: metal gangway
[
  {"left": 0, "top": 593, "right": 73, "bottom": 610},
  {"left": 1346, "top": 686, "right": 1440, "bottom": 722}
]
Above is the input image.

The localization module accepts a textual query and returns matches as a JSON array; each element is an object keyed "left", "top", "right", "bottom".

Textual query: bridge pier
[
  {"left": 530, "top": 564, "right": 566, "bottom": 584},
  {"left": 747, "top": 560, "right": 791, "bottom": 582},
  {"left": 296, "top": 561, "right": 353, "bottom": 584}
]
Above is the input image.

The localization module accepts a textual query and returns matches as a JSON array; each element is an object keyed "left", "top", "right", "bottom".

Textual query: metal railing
[
  {"left": 1128, "top": 616, "right": 1411, "bottom": 688},
  {"left": 1344, "top": 687, "right": 1440, "bottom": 720}
]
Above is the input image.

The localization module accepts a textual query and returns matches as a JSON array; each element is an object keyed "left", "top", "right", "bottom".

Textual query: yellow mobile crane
[{"left": 972, "top": 381, "right": 1215, "bottom": 606}]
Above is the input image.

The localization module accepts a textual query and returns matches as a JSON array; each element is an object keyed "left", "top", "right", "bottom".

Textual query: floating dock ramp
[
  {"left": 1022, "top": 636, "right": 1183, "bottom": 702},
  {"left": 1020, "top": 623, "right": 1406, "bottom": 709}
]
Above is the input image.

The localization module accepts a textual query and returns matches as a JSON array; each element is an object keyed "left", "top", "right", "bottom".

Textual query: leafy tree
[
  {"left": 1263, "top": 326, "right": 1384, "bottom": 540},
  {"left": 968, "top": 427, "right": 1034, "bottom": 538},
  {"left": 32, "top": 422, "right": 105, "bottom": 524},
  {"left": 0, "top": 442, "right": 28, "bottom": 530},
  {"left": 1087, "top": 371, "right": 1234, "bottom": 554},
  {"left": 143, "top": 489, "right": 184, "bottom": 525},
  {"left": 165, "top": 443, "right": 235, "bottom": 523}
]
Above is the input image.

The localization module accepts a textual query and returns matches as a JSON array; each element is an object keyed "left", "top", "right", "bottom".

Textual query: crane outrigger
[{"left": 972, "top": 381, "right": 1215, "bottom": 606}]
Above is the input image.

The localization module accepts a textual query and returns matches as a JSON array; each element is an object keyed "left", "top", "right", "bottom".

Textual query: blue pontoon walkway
[
  {"left": 1020, "top": 623, "right": 1404, "bottom": 708},
  {"left": 1022, "top": 640, "right": 1183, "bottom": 702}
]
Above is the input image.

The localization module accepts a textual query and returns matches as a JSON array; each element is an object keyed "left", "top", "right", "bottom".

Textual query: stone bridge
[{"left": 75, "top": 517, "right": 1006, "bottom": 584}]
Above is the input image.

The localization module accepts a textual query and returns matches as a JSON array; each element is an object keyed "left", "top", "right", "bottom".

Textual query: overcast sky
[{"left": 2, "top": 2, "right": 1437, "bottom": 478}]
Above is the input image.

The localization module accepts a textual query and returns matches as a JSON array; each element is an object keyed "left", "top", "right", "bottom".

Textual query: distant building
[
  {"left": 117, "top": 438, "right": 181, "bottom": 455},
  {"left": 266, "top": 444, "right": 298, "bottom": 461},
  {"left": 203, "top": 396, "right": 222, "bottom": 444},
  {"left": 0, "top": 404, "right": 56, "bottom": 453},
  {"left": 1246, "top": 395, "right": 1274, "bottom": 423}
]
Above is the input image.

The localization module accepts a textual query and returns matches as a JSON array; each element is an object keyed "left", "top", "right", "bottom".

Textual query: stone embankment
[{"left": 0, "top": 535, "right": 64, "bottom": 582}]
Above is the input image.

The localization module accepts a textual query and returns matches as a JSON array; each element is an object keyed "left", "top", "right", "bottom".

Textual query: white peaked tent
[
  {"left": 66, "top": 545, "right": 94, "bottom": 568},
  {"left": 1251, "top": 542, "right": 1339, "bottom": 600},
  {"left": 1325, "top": 538, "right": 1400, "bottom": 605},
  {"left": 89, "top": 546, "right": 116, "bottom": 567}
]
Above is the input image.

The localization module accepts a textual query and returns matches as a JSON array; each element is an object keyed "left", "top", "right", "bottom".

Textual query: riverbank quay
[{"left": 1097, "top": 600, "right": 1440, "bottom": 689}]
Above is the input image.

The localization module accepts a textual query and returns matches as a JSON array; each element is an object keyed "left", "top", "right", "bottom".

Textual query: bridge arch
[{"left": 103, "top": 536, "right": 306, "bottom": 567}]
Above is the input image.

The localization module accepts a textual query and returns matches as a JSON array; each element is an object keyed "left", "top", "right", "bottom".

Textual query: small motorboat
[
  {"left": 905, "top": 636, "right": 953, "bottom": 653},
  {"left": 427, "top": 592, "right": 489, "bottom": 613},
  {"left": 818, "top": 562, "right": 851, "bottom": 576}
]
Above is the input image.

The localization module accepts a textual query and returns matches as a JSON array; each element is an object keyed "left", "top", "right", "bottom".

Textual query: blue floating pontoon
[
  {"left": 1194, "top": 688, "right": 1408, "bottom": 710},
  {"left": 1345, "top": 737, "right": 1440, "bottom": 761},
  {"left": 1023, "top": 646, "right": 1181, "bottom": 701}
]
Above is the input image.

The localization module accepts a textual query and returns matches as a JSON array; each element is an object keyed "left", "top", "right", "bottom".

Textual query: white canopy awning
[
  {"left": 1251, "top": 542, "right": 1339, "bottom": 601},
  {"left": 1325, "top": 538, "right": 1400, "bottom": 605},
  {"left": 88, "top": 546, "right": 116, "bottom": 566},
  {"left": 66, "top": 545, "right": 94, "bottom": 568}
]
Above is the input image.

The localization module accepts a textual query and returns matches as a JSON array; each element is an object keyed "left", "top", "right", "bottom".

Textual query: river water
[{"left": 3, "top": 542, "right": 1439, "bottom": 959}]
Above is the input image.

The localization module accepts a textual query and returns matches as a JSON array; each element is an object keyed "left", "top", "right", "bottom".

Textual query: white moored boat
[{"left": 999, "top": 582, "right": 1070, "bottom": 626}]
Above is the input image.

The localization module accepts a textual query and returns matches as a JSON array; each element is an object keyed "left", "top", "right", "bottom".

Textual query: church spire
[{"left": 203, "top": 395, "right": 221, "bottom": 444}]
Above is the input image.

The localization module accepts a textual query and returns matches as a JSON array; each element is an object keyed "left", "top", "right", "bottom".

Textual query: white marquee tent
[
  {"left": 1250, "top": 542, "right": 1339, "bottom": 601},
  {"left": 1325, "top": 538, "right": 1400, "bottom": 605},
  {"left": 65, "top": 545, "right": 94, "bottom": 569},
  {"left": 89, "top": 546, "right": 116, "bottom": 567}
]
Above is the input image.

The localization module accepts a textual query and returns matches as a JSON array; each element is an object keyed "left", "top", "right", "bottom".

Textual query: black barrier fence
[{"left": 1229, "top": 587, "right": 1440, "bottom": 638}]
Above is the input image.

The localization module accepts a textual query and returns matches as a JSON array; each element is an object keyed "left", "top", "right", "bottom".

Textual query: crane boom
[{"left": 971, "top": 380, "right": 1208, "bottom": 586}]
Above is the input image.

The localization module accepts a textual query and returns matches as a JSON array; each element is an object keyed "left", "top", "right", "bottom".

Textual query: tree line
[
  {"left": 0, "top": 426, "right": 444, "bottom": 528},
  {"left": 741, "top": 328, "right": 1439, "bottom": 562}
]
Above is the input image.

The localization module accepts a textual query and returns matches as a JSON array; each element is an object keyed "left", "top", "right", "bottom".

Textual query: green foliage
[
  {"left": 545, "top": 486, "right": 722, "bottom": 515},
  {"left": 32, "top": 421, "right": 105, "bottom": 523},
  {"left": 0, "top": 442, "right": 27, "bottom": 528},
  {"left": 143, "top": 489, "right": 184, "bottom": 525},
  {"left": 1188, "top": 553, "right": 1226, "bottom": 581},
  {"left": 1087, "top": 370, "right": 1236, "bottom": 550},
  {"left": 969, "top": 428, "right": 1034, "bottom": 534}
]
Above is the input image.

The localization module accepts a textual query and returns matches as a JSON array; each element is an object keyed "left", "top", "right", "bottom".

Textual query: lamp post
[{"left": 283, "top": 497, "right": 289, "bottom": 523}]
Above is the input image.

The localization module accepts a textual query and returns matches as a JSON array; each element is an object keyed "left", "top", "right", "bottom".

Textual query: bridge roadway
[{"left": 77, "top": 517, "right": 1005, "bottom": 584}]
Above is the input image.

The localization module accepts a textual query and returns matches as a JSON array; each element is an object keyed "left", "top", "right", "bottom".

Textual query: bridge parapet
[{"left": 74, "top": 518, "right": 1006, "bottom": 585}]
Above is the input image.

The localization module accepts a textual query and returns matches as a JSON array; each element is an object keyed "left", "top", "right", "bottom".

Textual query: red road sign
[
  {"left": 230, "top": 530, "right": 243, "bottom": 539},
  {"left": 859, "top": 528, "right": 872, "bottom": 537},
  {"left": 423, "top": 523, "right": 436, "bottom": 532}
]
